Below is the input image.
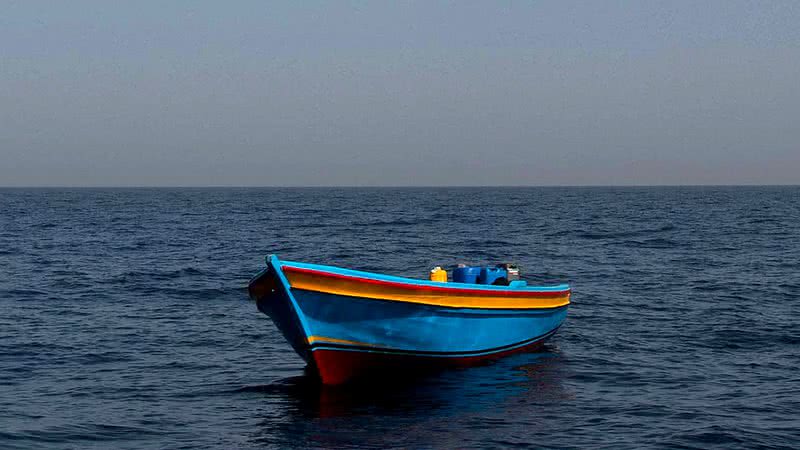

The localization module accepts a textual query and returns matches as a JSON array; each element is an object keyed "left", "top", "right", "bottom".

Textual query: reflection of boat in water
[
  {"left": 248, "top": 255, "right": 570, "bottom": 385},
  {"left": 248, "top": 349, "right": 565, "bottom": 414},
  {"left": 244, "top": 351, "right": 573, "bottom": 447}
]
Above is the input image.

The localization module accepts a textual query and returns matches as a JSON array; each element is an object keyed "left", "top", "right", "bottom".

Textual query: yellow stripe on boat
[
  {"left": 286, "top": 270, "right": 570, "bottom": 310},
  {"left": 306, "top": 335, "right": 379, "bottom": 347}
]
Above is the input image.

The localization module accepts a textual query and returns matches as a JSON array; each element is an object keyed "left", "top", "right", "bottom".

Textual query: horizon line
[{"left": 1, "top": 183, "right": 798, "bottom": 189}]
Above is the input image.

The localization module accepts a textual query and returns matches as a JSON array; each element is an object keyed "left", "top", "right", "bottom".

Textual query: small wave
[
  {"left": 32, "top": 222, "right": 59, "bottom": 229},
  {"left": 0, "top": 288, "right": 49, "bottom": 298},
  {"left": 578, "top": 224, "right": 676, "bottom": 240},
  {"left": 231, "top": 375, "right": 317, "bottom": 395},
  {"left": 109, "top": 266, "right": 213, "bottom": 283},
  {"left": 690, "top": 281, "right": 729, "bottom": 292},
  {"left": 673, "top": 425, "right": 747, "bottom": 447},
  {"left": 0, "top": 247, "right": 22, "bottom": 256},
  {"left": 745, "top": 216, "right": 781, "bottom": 225},
  {"left": 74, "top": 351, "right": 135, "bottom": 365},
  {"left": 703, "top": 327, "right": 795, "bottom": 350},
  {"left": 155, "top": 286, "right": 239, "bottom": 299},
  {"left": 351, "top": 217, "right": 439, "bottom": 227},
  {"left": 0, "top": 423, "right": 162, "bottom": 445},
  {"left": 618, "top": 237, "right": 686, "bottom": 249},
  {"left": 0, "top": 342, "right": 77, "bottom": 356}
]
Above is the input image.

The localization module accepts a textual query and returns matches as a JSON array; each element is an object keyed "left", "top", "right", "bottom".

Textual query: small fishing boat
[{"left": 248, "top": 255, "right": 570, "bottom": 385}]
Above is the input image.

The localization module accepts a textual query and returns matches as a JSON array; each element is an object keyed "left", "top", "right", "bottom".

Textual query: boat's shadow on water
[{"left": 239, "top": 345, "right": 573, "bottom": 447}]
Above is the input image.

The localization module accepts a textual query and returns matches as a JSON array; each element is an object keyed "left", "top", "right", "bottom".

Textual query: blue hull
[{"left": 294, "top": 289, "right": 567, "bottom": 357}]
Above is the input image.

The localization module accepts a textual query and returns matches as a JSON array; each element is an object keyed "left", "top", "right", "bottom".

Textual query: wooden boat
[{"left": 248, "top": 255, "right": 571, "bottom": 385}]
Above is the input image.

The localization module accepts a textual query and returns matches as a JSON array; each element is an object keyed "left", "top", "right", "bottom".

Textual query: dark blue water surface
[{"left": 1, "top": 187, "right": 798, "bottom": 449}]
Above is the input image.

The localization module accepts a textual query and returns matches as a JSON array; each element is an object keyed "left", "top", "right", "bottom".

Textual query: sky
[{"left": 1, "top": 0, "right": 799, "bottom": 186}]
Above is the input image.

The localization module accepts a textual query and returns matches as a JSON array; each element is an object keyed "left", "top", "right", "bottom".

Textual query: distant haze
[{"left": 1, "top": 1, "right": 799, "bottom": 186}]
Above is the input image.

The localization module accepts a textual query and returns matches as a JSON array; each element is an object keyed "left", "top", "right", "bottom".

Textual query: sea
[{"left": 1, "top": 187, "right": 798, "bottom": 449}]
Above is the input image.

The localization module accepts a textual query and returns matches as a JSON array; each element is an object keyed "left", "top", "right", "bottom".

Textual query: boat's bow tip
[{"left": 248, "top": 267, "right": 277, "bottom": 301}]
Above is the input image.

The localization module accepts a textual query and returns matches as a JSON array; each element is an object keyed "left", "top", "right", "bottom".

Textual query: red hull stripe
[
  {"left": 283, "top": 265, "right": 570, "bottom": 298},
  {"left": 311, "top": 332, "right": 555, "bottom": 385}
]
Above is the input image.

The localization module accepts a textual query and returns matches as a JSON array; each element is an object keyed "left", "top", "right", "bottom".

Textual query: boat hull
[{"left": 249, "top": 255, "right": 570, "bottom": 385}]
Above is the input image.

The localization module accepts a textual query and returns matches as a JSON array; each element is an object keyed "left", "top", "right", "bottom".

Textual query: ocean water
[{"left": 1, "top": 186, "right": 798, "bottom": 449}]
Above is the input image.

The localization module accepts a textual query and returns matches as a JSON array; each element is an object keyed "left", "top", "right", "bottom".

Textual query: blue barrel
[
  {"left": 479, "top": 267, "right": 508, "bottom": 285},
  {"left": 453, "top": 266, "right": 481, "bottom": 284}
]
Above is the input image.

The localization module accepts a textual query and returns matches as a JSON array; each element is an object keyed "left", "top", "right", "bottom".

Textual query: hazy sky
[{"left": 1, "top": 1, "right": 799, "bottom": 186}]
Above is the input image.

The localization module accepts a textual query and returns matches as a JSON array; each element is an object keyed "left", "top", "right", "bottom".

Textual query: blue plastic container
[
  {"left": 453, "top": 266, "right": 482, "bottom": 284},
  {"left": 479, "top": 267, "right": 508, "bottom": 285}
]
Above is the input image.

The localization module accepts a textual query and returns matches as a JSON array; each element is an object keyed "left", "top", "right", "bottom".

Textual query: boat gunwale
[{"left": 277, "top": 258, "right": 570, "bottom": 297}]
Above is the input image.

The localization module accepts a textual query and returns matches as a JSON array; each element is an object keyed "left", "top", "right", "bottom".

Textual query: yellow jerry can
[{"left": 429, "top": 266, "right": 447, "bottom": 282}]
